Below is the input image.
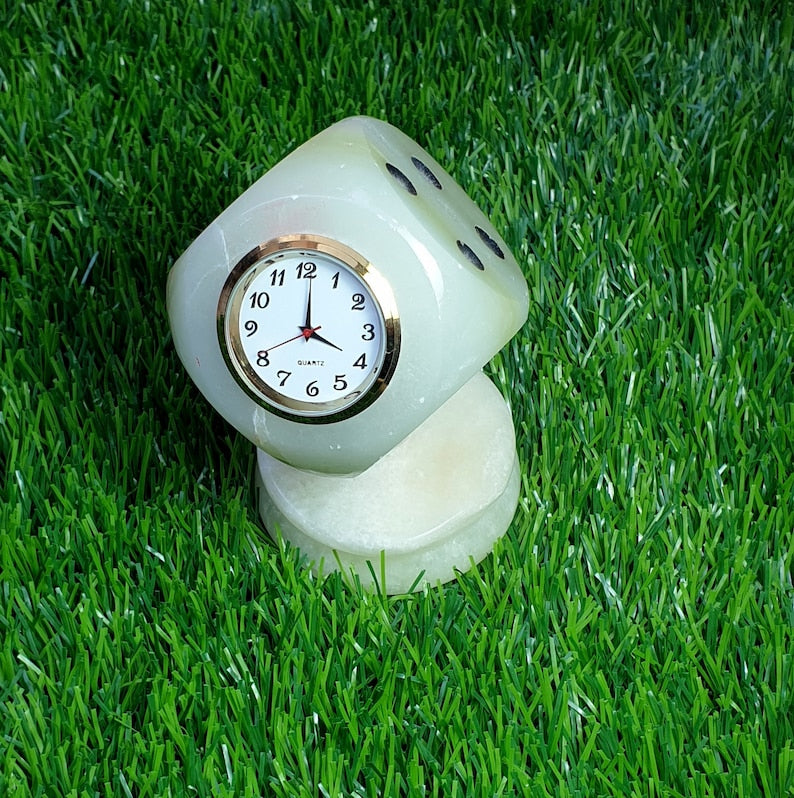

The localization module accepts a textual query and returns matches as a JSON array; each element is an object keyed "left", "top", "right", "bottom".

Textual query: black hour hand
[{"left": 305, "top": 328, "right": 343, "bottom": 352}]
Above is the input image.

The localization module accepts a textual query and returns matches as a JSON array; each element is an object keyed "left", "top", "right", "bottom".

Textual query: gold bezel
[{"left": 216, "top": 234, "right": 401, "bottom": 424}]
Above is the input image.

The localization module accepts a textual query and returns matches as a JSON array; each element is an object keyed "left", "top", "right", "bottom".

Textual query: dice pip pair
[{"left": 168, "top": 117, "right": 528, "bottom": 592}]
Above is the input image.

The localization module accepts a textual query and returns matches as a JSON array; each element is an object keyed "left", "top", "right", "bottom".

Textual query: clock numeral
[
  {"left": 353, "top": 353, "right": 367, "bottom": 370},
  {"left": 361, "top": 323, "right": 375, "bottom": 341},
  {"left": 244, "top": 320, "right": 258, "bottom": 337},
  {"left": 305, "top": 380, "right": 320, "bottom": 397},
  {"left": 249, "top": 291, "right": 270, "bottom": 309},
  {"left": 276, "top": 370, "right": 291, "bottom": 387},
  {"left": 334, "top": 375, "right": 348, "bottom": 391},
  {"left": 351, "top": 293, "right": 366, "bottom": 311},
  {"left": 331, "top": 271, "right": 340, "bottom": 289},
  {"left": 270, "top": 269, "right": 285, "bottom": 287},
  {"left": 256, "top": 350, "right": 270, "bottom": 367},
  {"left": 296, "top": 261, "right": 316, "bottom": 279}
]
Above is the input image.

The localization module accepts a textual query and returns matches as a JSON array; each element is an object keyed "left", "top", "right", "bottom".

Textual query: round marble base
[{"left": 255, "top": 372, "right": 520, "bottom": 593}]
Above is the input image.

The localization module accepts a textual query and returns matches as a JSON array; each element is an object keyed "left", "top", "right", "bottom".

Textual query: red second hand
[{"left": 264, "top": 326, "right": 321, "bottom": 353}]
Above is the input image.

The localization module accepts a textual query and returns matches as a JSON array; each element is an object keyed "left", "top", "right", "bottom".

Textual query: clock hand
[
  {"left": 304, "top": 329, "right": 344, "bottom": 352},
  {"left": 299, "top": 278, "right": 342, "bottom": 350},
  {"left": 303, "top": 278, "right": 313, "bottom": 329},
  {"left": 265, "top": 326, "right": 323, "bottom": 353}
]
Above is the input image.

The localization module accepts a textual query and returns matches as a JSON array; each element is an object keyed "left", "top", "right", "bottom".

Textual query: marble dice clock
[{"left": 168, "top": 117, "right": 529, "bottom": 593}]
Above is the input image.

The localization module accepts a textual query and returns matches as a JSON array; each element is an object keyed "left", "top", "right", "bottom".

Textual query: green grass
[{"left": 2, "top": 0, "right": 793, "bottom": 795}]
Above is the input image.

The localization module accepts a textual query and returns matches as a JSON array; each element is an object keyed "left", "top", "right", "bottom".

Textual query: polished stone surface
[{"left": 256, "top": 372, "right": 520, "bottom": 593}]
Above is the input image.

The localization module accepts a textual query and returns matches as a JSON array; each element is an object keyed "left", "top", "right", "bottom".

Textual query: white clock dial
[{"left": 217, "top": 235, "right": 400, "bottom": 423}]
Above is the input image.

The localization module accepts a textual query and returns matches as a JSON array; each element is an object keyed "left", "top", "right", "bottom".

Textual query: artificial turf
[{"left": 1, "top": 0, "right": 793, "bottom": 795}]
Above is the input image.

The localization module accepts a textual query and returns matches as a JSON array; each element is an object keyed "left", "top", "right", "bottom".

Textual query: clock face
[{"left": 217, "top": 235, "right": 400, "bottom": 423}]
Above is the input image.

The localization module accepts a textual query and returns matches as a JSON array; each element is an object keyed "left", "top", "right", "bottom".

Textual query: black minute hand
[
  {"left": 299, "top": 277, "right": 342, "bottom": 350},
  {"left": 303, "top": 278, "right": 313, "bottom": 328}
]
